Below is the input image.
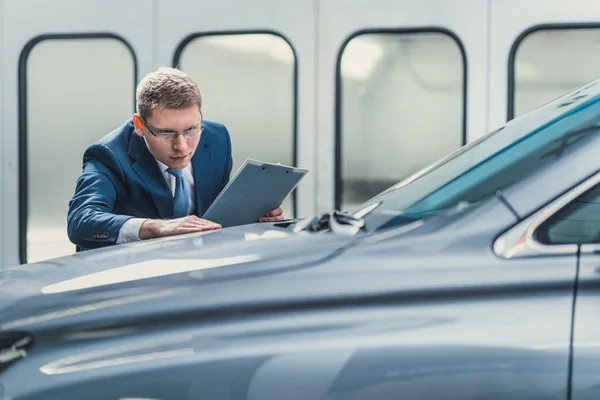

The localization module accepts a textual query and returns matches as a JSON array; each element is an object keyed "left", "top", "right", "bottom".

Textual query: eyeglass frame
[{"left": 139, "top": 111, "right": 204, "bottom": 141}]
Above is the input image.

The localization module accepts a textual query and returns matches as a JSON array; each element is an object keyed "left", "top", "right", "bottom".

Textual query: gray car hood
[
  {"left": 0, "top": 222, "right": 357, "bottom": 330},
  {"left": 0, "top": 195, "right": 517, "bottom": 333}
]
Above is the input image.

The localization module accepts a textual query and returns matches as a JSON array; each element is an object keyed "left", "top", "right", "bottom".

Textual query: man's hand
[
  {"left": 139, "top": 216, "right": 221, "bottom": 240},
  {"left": 259, "top": 206, "right": 284, "bottom": 223}
]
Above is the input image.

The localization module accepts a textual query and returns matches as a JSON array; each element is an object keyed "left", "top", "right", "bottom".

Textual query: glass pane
[
  {"left": 26, "top": 38, "right": 135, "bottom": 263},
  {"left": 514, "top": 29, "right": 600, "bottom": 117},
  {"left": 339, "top": 32, "right": 465, "bottom": 211},
  {"left": 178, "top": 34, "right": 296, "bottom": 217},
  {"left": 537, "top": 182, "right": 600, "bottom": 245}
]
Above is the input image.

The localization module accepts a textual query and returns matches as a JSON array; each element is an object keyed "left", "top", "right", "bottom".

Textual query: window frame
[
  {"left": 494, "top": 170, "right": 600, "bottom": 259},
  {"left": 334, "top": 27, "right": 468, "bottom": 210},
  {"left": 172, "top": 30, "right": 299, "bottom": 217},
  {"left": 18, "top": 33, "right": 138, "bottom": 264},
  {"left": 507, "top": 23, "right": 600, "bottom": 122}
]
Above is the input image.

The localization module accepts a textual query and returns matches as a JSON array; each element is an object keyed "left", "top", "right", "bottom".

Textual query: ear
[{"left": 132, "top": 114, "right": 144, "bottom": 137}]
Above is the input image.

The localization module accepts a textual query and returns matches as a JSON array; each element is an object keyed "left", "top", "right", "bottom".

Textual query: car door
[
  {"left": 507, "top": 168, "right": 600, "bottom": 400},
  {"left": 572, "top": 245, "right": 600, "bottom": 400},
  {"left": 548, "top": 176, "right": 600, "bottom": 399}
]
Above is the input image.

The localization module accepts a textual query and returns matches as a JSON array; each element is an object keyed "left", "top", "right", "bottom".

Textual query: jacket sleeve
[{"left": 67, "top": 143, "right": 133, "bottom": 249}]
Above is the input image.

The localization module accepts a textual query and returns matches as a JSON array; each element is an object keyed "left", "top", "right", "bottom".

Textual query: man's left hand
[{"left": 260, "top": 206, "right": 284, "bottom": 222}]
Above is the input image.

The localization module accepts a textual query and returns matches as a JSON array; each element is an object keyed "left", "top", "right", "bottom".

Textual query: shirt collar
[
  {"left": 156, "top": 159, "right": 170, "bottom": 173},
  {"left": 155, "top": 159, "right": 192, "bottom": 174}
]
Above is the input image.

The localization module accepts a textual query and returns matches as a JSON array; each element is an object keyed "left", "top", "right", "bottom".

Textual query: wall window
[
  {"left": 337, "top": 31, "right": 466, "bottom": 211},
  {"left": 512, "top": 27, "right": 600, "bottom": 119},
  {"left": 175, "top": 33, "right": 297, "bottom": 216},
  {"left": 23, "top": 36, "right": 136, "bottom": 263}
]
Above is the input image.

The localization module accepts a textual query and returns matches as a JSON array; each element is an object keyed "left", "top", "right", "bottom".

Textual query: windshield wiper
[
  {"left": 0, "top": 332, "right": 33, "bottom": 373},
  {"left": 292, "top": 211, "right": 366, "bottom": 236}
]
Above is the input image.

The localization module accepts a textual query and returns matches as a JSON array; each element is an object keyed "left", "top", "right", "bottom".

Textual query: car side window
[{"left": 536, "top": 182, "right": 600, "bottom": 245}]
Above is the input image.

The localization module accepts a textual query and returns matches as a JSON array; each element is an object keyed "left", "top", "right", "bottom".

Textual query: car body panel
[
  {"left": 0, "top": 196, "right": 578, "bottom": 399},
  {"left": 0, "top": 196, "right": 511, "bottom": 330},
  {"left": 570, "top": 247, "right": 600, "bottom": 400}
]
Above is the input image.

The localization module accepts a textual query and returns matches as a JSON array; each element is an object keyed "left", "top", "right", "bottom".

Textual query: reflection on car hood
[
  {"left": 0, "top": 196, "right": 515, "bottom": 334},
  {"left": 0, "top": 222, "right": 357, "bottom": 330}
]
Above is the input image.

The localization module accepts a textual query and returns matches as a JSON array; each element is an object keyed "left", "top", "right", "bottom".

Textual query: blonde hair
[{"left": 136, "top": 67, "right": 202, "bottom": 119}]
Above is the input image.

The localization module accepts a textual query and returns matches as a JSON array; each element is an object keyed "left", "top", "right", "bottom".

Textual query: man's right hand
[{"left": 138, "top": 216, "right": 222, "bottom": 240}]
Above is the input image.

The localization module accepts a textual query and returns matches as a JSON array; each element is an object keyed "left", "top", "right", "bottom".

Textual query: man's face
[{"left": 133, "top": 106, "right": 202, "bottom": 169}]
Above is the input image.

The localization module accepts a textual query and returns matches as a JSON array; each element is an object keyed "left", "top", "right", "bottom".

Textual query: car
[{"left": 1, "top": 79, "right": 600, "bottom": 400}]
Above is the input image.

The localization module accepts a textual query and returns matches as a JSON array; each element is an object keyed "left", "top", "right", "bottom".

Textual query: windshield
[{"left": 353, "top": 80, "right": 600, "bottom": 232}]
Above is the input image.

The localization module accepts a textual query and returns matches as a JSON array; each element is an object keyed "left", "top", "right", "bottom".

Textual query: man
[{"left": 67, "top": 67, "right": 283, "bottom": 250}]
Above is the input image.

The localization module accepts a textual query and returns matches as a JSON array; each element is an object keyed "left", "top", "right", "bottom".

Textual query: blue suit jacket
[{"left": 67, "top": 119, "right": 233, "bottom": 250}]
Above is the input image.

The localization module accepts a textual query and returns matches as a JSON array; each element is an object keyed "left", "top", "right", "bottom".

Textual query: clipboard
[{"left": 202, "top": 159, "right": 308, "bottom": 227}]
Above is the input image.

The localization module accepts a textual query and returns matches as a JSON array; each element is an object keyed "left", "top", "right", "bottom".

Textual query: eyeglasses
[{"left": 140, "top": 112, "right": 204, "bottom": 141}]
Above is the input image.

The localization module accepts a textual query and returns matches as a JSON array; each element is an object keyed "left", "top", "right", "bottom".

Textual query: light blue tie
[{"left": 166, "top": 168, "right": 190, "bottom": 218}]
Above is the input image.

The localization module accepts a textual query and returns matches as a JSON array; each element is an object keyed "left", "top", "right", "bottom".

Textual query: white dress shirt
[{"left": 116, "top": 160, "right": 196, "bottom": 244}]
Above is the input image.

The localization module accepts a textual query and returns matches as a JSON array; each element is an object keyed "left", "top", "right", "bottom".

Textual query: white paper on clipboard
[{"left": 202, "top": 159, "right": 308, "bottom": 228}]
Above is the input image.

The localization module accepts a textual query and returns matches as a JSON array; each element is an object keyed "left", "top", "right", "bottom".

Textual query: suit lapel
[
  {"left": 128, "top": 133, "right": 173, "bottom": 218},
  {"left": 192, "top": 136, "right": 213, "bottom": 216}
]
